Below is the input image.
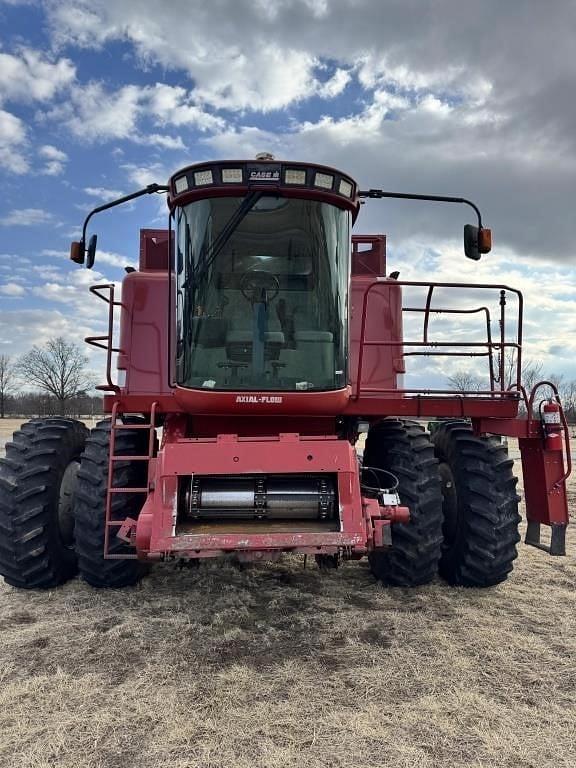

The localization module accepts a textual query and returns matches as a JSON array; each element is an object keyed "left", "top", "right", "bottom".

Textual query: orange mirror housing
[
  {"left": 479, "top": 228, "right": 492, "bottom": 254},
  {"left": 70, "top": 241, "right": 84, "bottom": 264}
]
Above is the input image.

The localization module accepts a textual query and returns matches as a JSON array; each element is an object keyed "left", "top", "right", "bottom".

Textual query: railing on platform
[{"left": 355, "top": 280, "right": 523, "bottom": 401}]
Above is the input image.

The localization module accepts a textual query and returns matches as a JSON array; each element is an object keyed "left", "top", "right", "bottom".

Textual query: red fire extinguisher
[{"left": 541, "top": 399, "right": 563, "bottom": 451}]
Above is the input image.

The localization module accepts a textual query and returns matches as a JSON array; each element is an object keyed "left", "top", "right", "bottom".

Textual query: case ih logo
[
  {"left": 248, "top": 167, "right": 280, "bottom": 182},
  {"left": 236, "top": 395, "right": 283, "bottom": 404}
]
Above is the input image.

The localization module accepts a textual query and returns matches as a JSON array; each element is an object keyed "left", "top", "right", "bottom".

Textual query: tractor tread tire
[
  {"left": 364, "top": 419, "right": 443, "bottom": 587},
  {"left": 74, "top": 420, "right": 148, "bottom": 588},
  {"left": 0, "top": 418, "right": 87, "bottom": 589},
  {"left": 432, "top": 422, "right": 521, "bottom": 587}
]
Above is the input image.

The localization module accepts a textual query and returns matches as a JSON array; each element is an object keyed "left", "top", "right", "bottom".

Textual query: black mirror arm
[
  {"left": 80, "top": 183, "right": 169, "bottom": 248},
  {"left": 358, "top": 189, "right": 483, "bottom": 229}
]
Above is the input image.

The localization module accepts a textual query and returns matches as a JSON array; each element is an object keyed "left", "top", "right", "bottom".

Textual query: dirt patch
[{"left": 0, "top": 609, "right": 37, "bottom": 628}]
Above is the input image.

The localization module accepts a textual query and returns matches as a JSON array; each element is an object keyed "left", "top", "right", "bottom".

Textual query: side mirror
[
  {"left": 86, "top": 234, "right": 98, "bottom": 269},
  {"left": 70, "top": 240, "right": 85, "bottom": 264},
  {"left": 464, "top": 224, "right": 492, "bottom": 261}
]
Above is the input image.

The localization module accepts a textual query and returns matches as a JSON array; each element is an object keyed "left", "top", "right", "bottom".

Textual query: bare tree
[
  {"left": 521, "top": 359, "right": 544, "bottom": 393},
  {"left": 501, "top": 348, "right": 519, "bottom": 391},
  {"left": 446, "top": 370, "right": 483, "bottom": 393},
  {"left": 16, "top": 337, "right": 94, "bottom": 415},
  {"left": 501, "top": 350, "right": 544, "bottom": 392},
  {"left": 0, "top": 354, "right": 16, "bottom": 418},
  {"left": 560, "top": 379, "right": 576, "bottom": 423}
]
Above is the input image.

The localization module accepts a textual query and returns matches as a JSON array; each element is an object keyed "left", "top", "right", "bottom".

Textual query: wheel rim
[
  {"left": 438, "top": 461, "right": 459, "bottom": 552},
  {"left": 58, "top": 460, "right": 80, "bottom": 548}
]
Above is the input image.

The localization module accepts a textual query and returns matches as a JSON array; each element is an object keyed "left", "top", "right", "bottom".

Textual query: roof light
[
  {"left": 194, "top": 169, "right": 213, "bottom": 185},
  {"left": 314, "top": 172, "right": 334, "bottom": 190},
  {"left": 339, "top": 179, "right": 353, "bottom": 198},
  {"left": 174, "top": 175, "right": 189, "bottom": 193},
  {"left": 222, "top": 168, "right": 243, "bottom": 183},
  {"left": 285, "top": 168, "right": 307, "bottom": 185}
]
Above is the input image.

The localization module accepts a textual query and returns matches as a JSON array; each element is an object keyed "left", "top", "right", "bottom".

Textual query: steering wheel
[{"left": 240, "top": 270, "right": 280, "bottom": 304}]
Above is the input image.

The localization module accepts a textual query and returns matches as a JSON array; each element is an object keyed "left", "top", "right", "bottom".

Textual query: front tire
[
  {"left": 432, "top": 421, "right": 521, "bottom": 587},
  {"left": 0, "top": 418, "right": 87, "bottom": 589},
  {"left": 74, "top": 420, "right": 149, "bottom": 588},
  {"left": 363, "top": 419, "right": 443, "bottom": 586}
]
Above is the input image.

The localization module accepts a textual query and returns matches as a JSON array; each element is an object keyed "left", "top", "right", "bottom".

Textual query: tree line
[
  {"left": 446, "top": 359, "right": 576, "bottom": 422},
  {"left": 2, "top": 336, "right": 574, "bottom": 422},
  {"left": 0, "top": 337, "right": 103, "bottom": 418}
]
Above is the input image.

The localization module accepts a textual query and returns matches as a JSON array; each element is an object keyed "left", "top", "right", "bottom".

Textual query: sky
[{"left": 0, "top": 0, "right": 575, "bottom": 389}]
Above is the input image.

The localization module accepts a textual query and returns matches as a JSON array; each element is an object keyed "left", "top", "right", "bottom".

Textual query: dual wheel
[
  {"left": 0, "top": 417, "right": 521, "bottom": 590},
  {"left": 0, "top": 418, "right": 148, "bottom": 589},
  {"left": 363, "top": 419, "right": 521, "bottom": 587}
]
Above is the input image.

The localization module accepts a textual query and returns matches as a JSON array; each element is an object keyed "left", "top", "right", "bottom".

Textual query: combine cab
[{"left": 0, "top": 157, "right": 571, "bottom": 589}]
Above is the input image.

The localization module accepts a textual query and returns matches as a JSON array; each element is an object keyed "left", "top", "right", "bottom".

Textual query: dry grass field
[{"left": 0, "top": 419, "right": 575, "bottom": 768}]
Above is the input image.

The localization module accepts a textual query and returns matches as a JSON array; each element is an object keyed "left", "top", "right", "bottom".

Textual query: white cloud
[
  {"left": 93, "top": 250, "right": 136, "bottom": 269},
  {"left": 42, "top": 80, "right": 216, "bottom": 147},
  {"left": 144, "top": 84, "right": 226, "bottom": 131},
  {"left": 84, "top": 186, "right": 124, "bottom": 201},
  {"left": 0, "top": 108, "right": 28, "bottom": 173},
  {"left": 41, "top": 249, "right": 68, "bottom": 259},
  {"left": 48, "top": 3, "right": 320, "bottom": 111},
  {"left": 0, "top": 282, "right": 26, "bottom": 297},
  {"left": 316, "top": 68, "right": 351, "bottom": 99},
  {"left": 0, "top": 48, "right": 75, "bottom": 105},
  {"left": 46, "top": 82, "right": 142, "bottom": 141},
  {"left": 39, "top": 144, "right": 68, "bottom": 175},
  {"left": 136, "top": 133, "right": 186, "bottom": 150},
  {"left": 32, "top": 264, "right": 67, "bottom": 281},
  {"left": 121, "top": 162, "right": 172, "bottom": 187},
  {"left": 0, "top": 208, "right": 53, "bottom": 226},
  {"left": 205, "top": 125, "right": 286, "bottom": 161},
  {"left": 42, "top": 247, "right": 135, "bottom": 269},
  {"left": 0, "top": 307, "right": 107, "bottom": 368}
]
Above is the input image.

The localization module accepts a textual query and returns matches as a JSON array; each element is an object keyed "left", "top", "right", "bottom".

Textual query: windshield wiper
[{"left": 192, "top": 191, "right": 263, "bottom": 282}]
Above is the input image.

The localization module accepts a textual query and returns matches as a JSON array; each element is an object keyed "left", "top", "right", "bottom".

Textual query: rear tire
[
  {"left": 74, "top": 420, "right": 149, "bottom": 588},
  {"left": 432, "top": 421, "right": 521, "bottom": 587},
  {"left": 0, "top": 418, "right": 87, "bottom": 589},
  {"left": 363, "top": 419, "right": 443, "bottom": 586}
]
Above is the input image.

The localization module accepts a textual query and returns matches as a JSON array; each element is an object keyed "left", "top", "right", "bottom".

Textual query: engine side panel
[{"left": 118, "top": 270, "right": 171, "bottom": 395}]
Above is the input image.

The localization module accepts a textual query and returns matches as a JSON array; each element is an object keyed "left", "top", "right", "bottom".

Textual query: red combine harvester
[{"left": 0, "top": 157, "right": 571, "bottom": 589}]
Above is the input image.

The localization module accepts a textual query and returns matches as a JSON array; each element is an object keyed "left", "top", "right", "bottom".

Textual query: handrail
[
  {"left": 85, "top": 283, "right": 123, "bottom": 394},
  {"left": 405, "top": 305, "right": 495, "bottom": 387},
  {"left": 354, "top": 279, "right": 523, "bottom": 401}
]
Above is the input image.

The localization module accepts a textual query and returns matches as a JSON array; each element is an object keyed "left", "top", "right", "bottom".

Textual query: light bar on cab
[
  {"left": 222, "top": 168, "right": 243, "bottom": 183},
  {"left": 314, "top": 172, "right": 334, "bottom": 190},
  {"left": 194, "top": 169, "right": 213, "bottom": 186},
  {"left": 284, "top": 168, "right": 307, "bottom": 185},
  {"left": 169, "top": 161, "right": 357, "bottom": 205},
  {"left": 174, "top": 176, "right": 189, "bottom": 193},
  {"left": 339, "top": 179, "right": 353, "bottom": 198}
]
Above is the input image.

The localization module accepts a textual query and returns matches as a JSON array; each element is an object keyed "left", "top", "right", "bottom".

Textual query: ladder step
[
  {"left": 109, "top": 487, "right": 149, "bottom": 494},
  {"left": 110, "top": 455, "right": 150, "bottom": 461},
  {"left": 113, "top": 423, "right": 154, "bottom": 430}
]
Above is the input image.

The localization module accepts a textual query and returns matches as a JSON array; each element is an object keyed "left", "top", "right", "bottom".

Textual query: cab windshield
[{"left": 175, "top": 195, "right": 350, "bottom": 391}]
